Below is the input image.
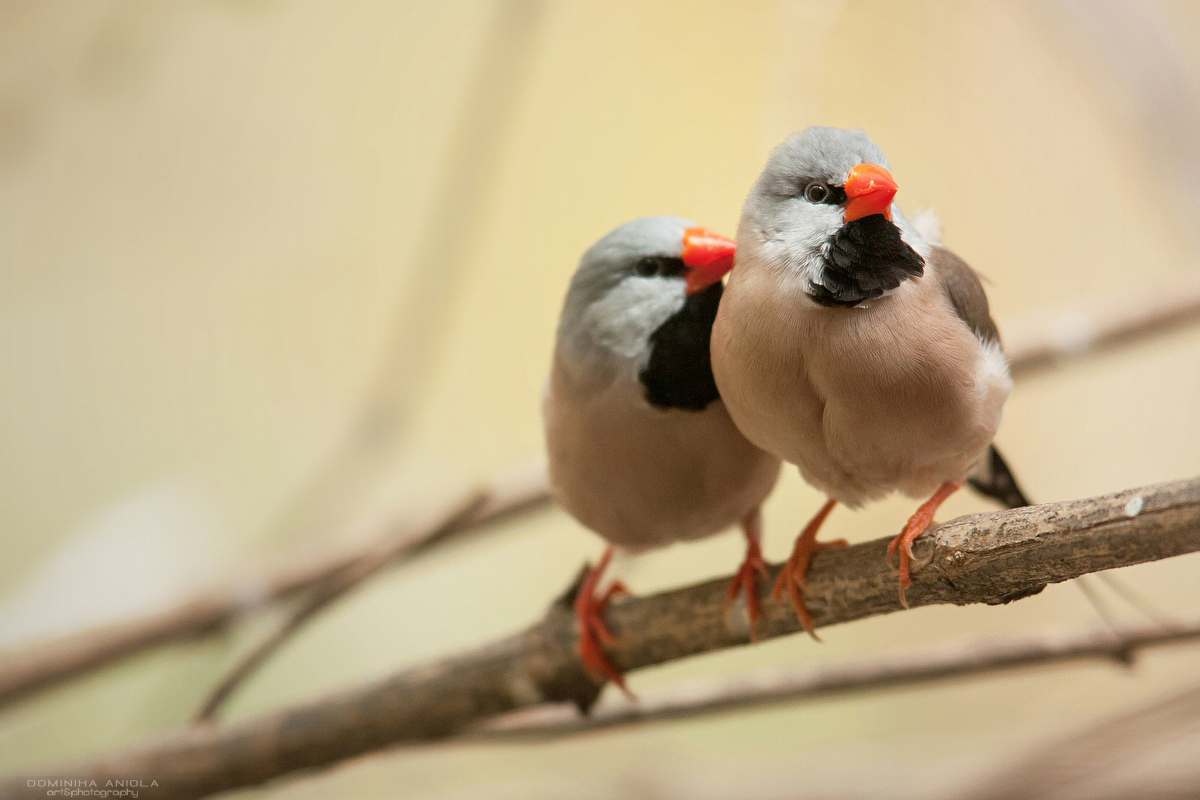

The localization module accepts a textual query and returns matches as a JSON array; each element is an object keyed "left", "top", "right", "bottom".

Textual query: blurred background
[{"left": 2, "top": 1, "right": 1200, "bottom": 797}]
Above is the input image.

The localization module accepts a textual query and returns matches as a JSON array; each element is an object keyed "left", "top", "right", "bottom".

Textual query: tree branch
[
  {"left": 2, "top": 275, "right": 1197, "bottom": 711},
  {"left": 961, "top": 671, "right": 1200, "bottom": 800},
  {"left": 1003, "top": 274, "right": 1200, "bottom": 379},
  {"left": 0, "top": 0, "right": 546, "bottom": 714},
  {"left": 7, "top": 476, "right": 1199, "bottom": 800},
  {"left": 192, "top": 491, "right": 488, "bottom": 722},
  {"left": 0, "top": 461, "right": 549, "bottom": 710},
  {"left": 472, "top": 617, "right": 1200, "bottom": 740}
]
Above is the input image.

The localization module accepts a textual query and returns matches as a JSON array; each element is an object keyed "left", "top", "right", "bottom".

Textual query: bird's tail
[{"left": 967, "top": 444, "right": 1030, "bottom": 509}]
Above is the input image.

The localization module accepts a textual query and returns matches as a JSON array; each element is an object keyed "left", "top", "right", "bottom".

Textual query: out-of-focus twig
[
  {"left": 261, "top": 0, "right": 545, "bottom": 547},
  {"left": 11, "top": 476, "right": 1200, "bottom": 800},
  {"left": 963, "top": 676, "right": 1200, "bottom": 800},
  {"left": 192, "top": 491, "right": 488, "bottom": 722},
  {"left": 0, "top": 460, "right": 550, "bottom": 711},
  {"left": 1048, "top": 1, "right": 1200, "bottom": 250},
  {"left": 1093, "top": 571, "right": 1179, "bottom": 630},
  {"left": 176, "top": 0, "right": 548, "bottom": 722},
  {"left": 472, "top": 617, "right": 1200, "bottom": 740},
  {"left": 1003, "top": 274, "right": 1200, "bottom": 379}
]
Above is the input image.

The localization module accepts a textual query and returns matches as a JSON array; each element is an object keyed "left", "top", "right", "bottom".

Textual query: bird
[
  {"left": 710, "top": 126, "right": 1017, "bottom": 631},
  {"left": 544, "top": 216, "right": 782, "bottom": 693}
]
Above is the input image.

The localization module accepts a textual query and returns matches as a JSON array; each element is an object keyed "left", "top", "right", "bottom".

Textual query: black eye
[
  {"left": 635, "top": 257, "right": 660, "bottom": 277},
  {"left": 804, "top": 183, "right": 830, "bottom": 203}
]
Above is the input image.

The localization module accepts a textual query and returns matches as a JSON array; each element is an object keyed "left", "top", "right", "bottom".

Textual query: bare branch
[
  {"left": 0, "top": 460, "right": 549, "bottom": 710},
  {"left": 472, "top": 618, "right": 1200, "bottom": 740},
  {"left": 192, "top": 491, "right": 488, "bottom": 722},
  {"left": 1003, "top": 274, "right": 1200, "bottom": 379},
  {"left": 962, "top": 675, "right": 1200, "bottom": 800},
  {"left": 259, "top": 0, "right": 545, "bottom": 546},
  {"left": 8, "top": 477, "right": 1199, "bottom": 800},
  {"left": 0, "top": 0, "right": 550, "bottom": 713}
]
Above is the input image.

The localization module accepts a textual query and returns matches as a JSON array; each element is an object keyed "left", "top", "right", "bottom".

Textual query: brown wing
[
  {"left": 931, "top": 246, "right": 1000, "bottom": 346},
  {"left": 936, "top": 249, "right": 1028, "bottom": 519}
]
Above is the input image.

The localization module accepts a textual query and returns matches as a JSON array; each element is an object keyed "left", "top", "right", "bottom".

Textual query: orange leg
[
  {"left": 574, "top": 546, "right": 634, "bottom": 699},
  {"left": 887, "top": 482, "right": 961, "bottom": 607},
  {"left": 725, "top": 508, "right": 769, "bottom": 639},
  {"left": 771, "top": 499, "right": 847, "bottom": 640}
]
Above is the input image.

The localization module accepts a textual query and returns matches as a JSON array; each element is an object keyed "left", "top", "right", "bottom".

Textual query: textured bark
[
  {"left": 6, "top": 477, "right": 1199, "bottom": 800},
  {"left": 477, "top": 618, "right": 1200, "bottom": 739}
]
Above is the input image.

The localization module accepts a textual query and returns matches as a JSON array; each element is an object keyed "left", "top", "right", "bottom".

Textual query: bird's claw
[
  {"left": 574, "top": 550, "right": 635, "bottom": 700},
  {"left": 886, "top": 482, "right": 961, "bottom": 609},
  {"left": 771, "top": 535, "right": 848, "bottom": 640},
  {"left": 725, "top": 546, "right": 769, "bottom": 639}
]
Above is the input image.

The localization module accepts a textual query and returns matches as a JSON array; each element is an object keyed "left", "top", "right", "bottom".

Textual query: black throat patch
[
  {"left": 639, "top": 282, "right": 722, "bottom": 412},
  {"left": 809, "top": 215, "right": 925, "bottom": 307}
]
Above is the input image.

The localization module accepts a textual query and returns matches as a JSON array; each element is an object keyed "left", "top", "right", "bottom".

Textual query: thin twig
[
  {"left": 962, "top": 675, "right": 1200, "bottom": 800},
  {"left": 470, "top": 617, "right": 1200, "bottom": 740},
  {"left": 8, "top": 476, "right": 1200, "bottom": 800},
  {"left": 192, "top": 491, "right": 488, "bottom": 722},
  {"left": 0, "top": 460, "right": 550, "bottom": 710},
  {"left": 1074, "top": 575, "right": 1123, "bottom": 635},
  {"left": 0, "top": 0, "right": 549, "bottom": 713},
  {"left": 1094, "top": 571, "right": 1180, "bottom": 631},
  {"left": 1003, "top": 274, "right": 1200, "bottom": 379},
  {"left": 259, "top": 0, "right": 546, "bottom": 547}
]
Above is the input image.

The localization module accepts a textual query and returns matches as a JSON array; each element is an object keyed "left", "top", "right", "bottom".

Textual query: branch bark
[
  {"left": 7, "top": 476, "right": 1199, "bottom": 800},
  {"left": 473, "top": 617, "right": 1200, "bottom": 740}
]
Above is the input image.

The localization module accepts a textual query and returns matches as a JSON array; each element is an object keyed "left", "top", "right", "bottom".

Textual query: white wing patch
[{"left": 975, "top": 338, "right": 1012, "bottom": 395}]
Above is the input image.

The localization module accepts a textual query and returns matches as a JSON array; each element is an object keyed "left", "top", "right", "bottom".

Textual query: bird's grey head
[
  {"left": 740, "top": 127, "right": 928, "bottom": 307},
  {"left": 555, "top": 217, "right": 734, "bottom": 409}
]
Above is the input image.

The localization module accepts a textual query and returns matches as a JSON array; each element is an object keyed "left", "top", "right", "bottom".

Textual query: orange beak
[
  {"left": 843, "top": 163, "right": 898, "bottom": 223},
  {"left": 681, "top": 226, "right": 736, "bottom": 295}
]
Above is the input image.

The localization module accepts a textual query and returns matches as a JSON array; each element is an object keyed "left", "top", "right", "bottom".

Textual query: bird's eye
[
  {"left": 635, "top": 257, "right": 660, "bottom": 277},
  {"left": 804, "top": 183, "right": 830, "bottom": 203}
]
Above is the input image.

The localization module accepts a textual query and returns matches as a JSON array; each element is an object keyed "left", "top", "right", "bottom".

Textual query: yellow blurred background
[{"left": 2, "top": 1, "right": 1200, "bottom": 797}]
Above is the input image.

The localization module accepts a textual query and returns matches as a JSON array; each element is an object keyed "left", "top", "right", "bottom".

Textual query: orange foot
[
  {"left": 887, "top": 482, "right": 961, "bottom": 607},
  {"left": 772, "top": 499, "right": 847, "bottom": 640},
  {"left": 574, "top": 545, "right": 635, "bottom": 700},
  {"left": 725, "top": 508, "right": 769, "bottom": 638}
]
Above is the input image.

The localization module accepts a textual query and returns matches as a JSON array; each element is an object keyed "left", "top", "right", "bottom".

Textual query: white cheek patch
[
  {"left": 577, "top": 276, "right": 686, "bottom": 381},
  {"left": 755, "top": 208, "right": 841, "bottom": 292}
]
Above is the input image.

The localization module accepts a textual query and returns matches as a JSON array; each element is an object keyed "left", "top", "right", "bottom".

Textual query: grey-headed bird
[
  {"left": 545, "top": 217, "right": 781, "bottom": 692},
  {"left": 711, "top": 127, "right": 1017, "bottom": 629}
]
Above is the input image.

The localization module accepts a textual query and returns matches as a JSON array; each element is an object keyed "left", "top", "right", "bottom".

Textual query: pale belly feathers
[
  {"left": 544, "top": 361, "right": 781, "bottom": 551},
  {"left": 712, "top": 265, "right": 1011, "bottom": 508}
]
